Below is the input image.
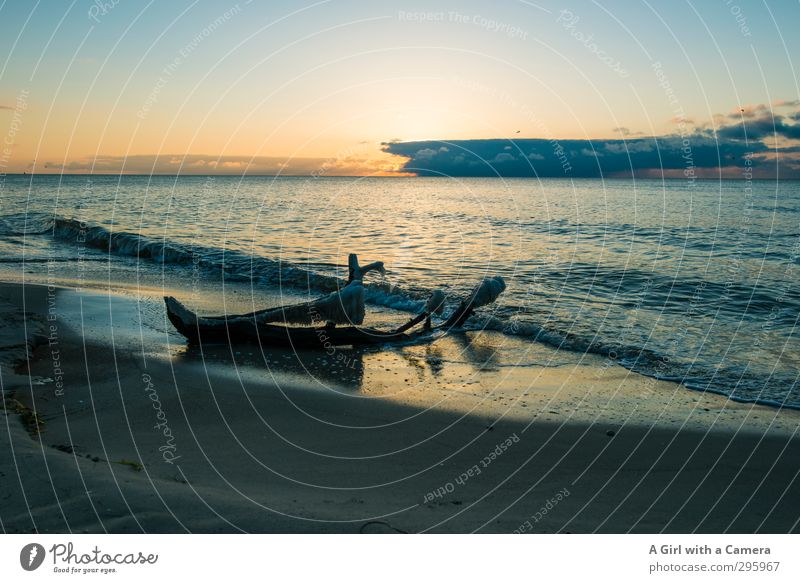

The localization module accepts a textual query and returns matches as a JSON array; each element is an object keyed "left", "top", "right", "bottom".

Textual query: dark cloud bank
[{"left": 383, "top": 112, "right": 800, "bottom": 179}]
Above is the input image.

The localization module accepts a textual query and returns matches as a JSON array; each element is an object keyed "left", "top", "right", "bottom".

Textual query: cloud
[
  {"left": 716, "top": 113, "right": 800, "bottom": 141},
  {"left": 492, "top": 152, "right": 516, "bottom": 163},
  {"left": 29, "top": 99, "right": 800, "bottom": 179},
  {"left": 613, "top": 126, "right": 645, "bottom": 136},
  {"left": 42, "top": 154, "right": 373, "bottom": 175},
  {"left": 604, "top": 141, "right": 654, "bottom": 154},
  {"left": 38, "top": 151, "right": 412, "bottom": 176},
  {"left": 46, "top": 154, "right": 299, "bottom": 174},
  {"left": 414, "top": 148, "right": 439, "bottom": 160},
  {"left": 669, "top": 116, "right": 695, "bottom": 125},
  {"left": 383, "top": 100, "right": 800, "bottom": 178},
  {"left": 729, "top": 103, "right": 769, "bottom": 119},
  {"left": 714, "top": 99, "right": 800, "bottom": 141},
  {"left": 382, "top": 135, "right": 799, "bottom": 178}
]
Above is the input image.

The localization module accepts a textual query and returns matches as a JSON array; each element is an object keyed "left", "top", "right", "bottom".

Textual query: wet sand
[{"left": 1, "top": 282, "right": 798, "bottom": 533}]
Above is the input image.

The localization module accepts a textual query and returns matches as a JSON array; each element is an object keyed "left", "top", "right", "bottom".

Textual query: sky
[{"left": 1, "top": 0, "right": 799, "bottom": 177}]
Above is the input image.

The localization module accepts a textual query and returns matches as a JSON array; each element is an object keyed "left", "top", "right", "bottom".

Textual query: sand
[{"left": 1, "top": 281, "right": 798, "bottom": 533}]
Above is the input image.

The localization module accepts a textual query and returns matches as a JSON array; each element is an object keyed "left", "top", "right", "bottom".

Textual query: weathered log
[
  {"left": 164, "top": 254, "right": 506, "bottom": 348},
  {"left": 440, "top": 276, "right": 506, "bottom": 329},
  {"left": 347, "top": 253, "right": 385, "bottom": 284},
  {"left": 164, "top": 297, "right": 412, "bottom": 347}
]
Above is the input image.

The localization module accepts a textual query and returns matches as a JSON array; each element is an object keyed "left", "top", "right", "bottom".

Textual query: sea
[{"left": 1, "top": 174, "right": 798, "bottom": 409}]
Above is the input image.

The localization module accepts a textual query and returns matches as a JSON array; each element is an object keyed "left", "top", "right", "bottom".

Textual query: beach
[
  {"left": 4, "top": 3, "right": 800, "bottom": 580},
  {"left": 2, "top": 280, "right": 798, "bottom": 533}
]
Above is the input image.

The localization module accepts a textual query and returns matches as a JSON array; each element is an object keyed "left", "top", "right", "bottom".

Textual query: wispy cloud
[
  {"left": 43, "top": 153, "right": 404, "bottom": 176},
  {"left": 612, "top": 126, "right": 645, "bottom": 137}
]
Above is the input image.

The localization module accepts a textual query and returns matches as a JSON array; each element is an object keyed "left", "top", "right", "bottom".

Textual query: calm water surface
[{"left": 1, "top": 175, "right": 798, "bottom": 408}]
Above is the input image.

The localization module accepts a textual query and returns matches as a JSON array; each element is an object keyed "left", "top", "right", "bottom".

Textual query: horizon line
[{"left": 1, "top": 173, "right": 794, "bottom": 180}]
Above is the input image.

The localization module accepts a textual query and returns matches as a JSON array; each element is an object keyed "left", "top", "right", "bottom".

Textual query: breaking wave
[{"left": 8, "top": 213, "right": 799, "bottom": 411}]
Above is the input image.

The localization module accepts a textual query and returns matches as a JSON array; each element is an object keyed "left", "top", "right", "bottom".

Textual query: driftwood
[
  {"left": 165, "top": 254, "right": 505, "bottom": 348},
  {"left": 347, "top": 253, "right": 385, "bottom": 283},
  {"left": 168, "top": 281, "right": 365, "bottom": 328}
]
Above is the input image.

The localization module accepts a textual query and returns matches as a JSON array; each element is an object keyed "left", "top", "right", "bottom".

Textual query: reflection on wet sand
[
  {"left": 171, "top": 331, "right": 501, "bottom": 394},
  {"left": 175, "top": 343, "right": 366, "bottom": 390},
  {"left": 449, "top": 332, "right": 502, "bottom": 371},
  {"left": 174, "top": 332, "right": 512, "bottom": 392}
]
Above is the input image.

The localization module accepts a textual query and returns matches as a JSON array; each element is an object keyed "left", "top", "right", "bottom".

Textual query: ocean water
[{"left": 1, "top": 174, "right": 798, "bottom": 409}]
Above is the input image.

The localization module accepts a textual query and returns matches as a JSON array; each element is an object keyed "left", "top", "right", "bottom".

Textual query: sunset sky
[{"left": 1, "top": 0, "right": 799, "bottom": 176}]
